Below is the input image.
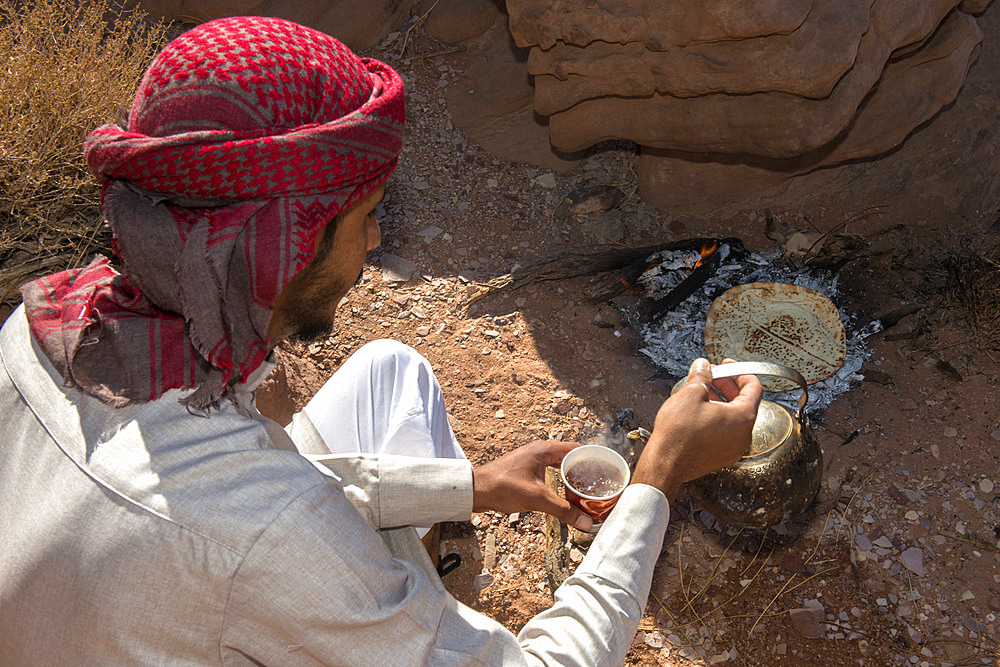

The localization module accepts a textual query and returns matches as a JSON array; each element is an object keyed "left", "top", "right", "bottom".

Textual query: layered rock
[
  {"left": 507, "top": 0, "right": 991, "bottom": 209},
  {"left": 529, "top": 0, "right": 870, "bottom": 110},
  {"left": 508, "top": 0, "right": 813, "bottom": 50}
]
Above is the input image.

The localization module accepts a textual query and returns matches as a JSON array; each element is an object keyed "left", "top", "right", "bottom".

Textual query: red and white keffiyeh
[{"left": 21, "top": 16, "right": 405, "bottom": 411}]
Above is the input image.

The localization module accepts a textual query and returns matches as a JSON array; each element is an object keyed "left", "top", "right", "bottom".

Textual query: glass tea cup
[{"left": 560, "top": 445, "right": 630, "bottom": 532}]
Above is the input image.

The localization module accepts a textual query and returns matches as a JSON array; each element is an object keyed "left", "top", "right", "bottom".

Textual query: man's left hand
[{"left": 472, "top": 440, "right": 594, "bottom": 531}]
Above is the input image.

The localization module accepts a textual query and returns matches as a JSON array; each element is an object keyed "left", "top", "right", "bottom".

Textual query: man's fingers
[
  {"left": 533, "top": 487, "right": 593, "bottom": 531},
  {"left": 726, "top": 376, "right": 764, "bottom": 418},
  {"left": 533, "top": 440, "right": 581, "bottom": 466},
  {"left": 711, "top": 376, "right": 741, "bottom": 401},
  {"left": 730, "top": 373, "right": 764, "bottom": 402}
]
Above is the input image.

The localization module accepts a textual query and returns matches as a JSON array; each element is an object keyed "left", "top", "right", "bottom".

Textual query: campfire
[
  {"left": 484, "top": 234, "right": 876, "bottom": 413},
  {"left": 631, "top": 239, "right": 873, "bottom": 413}
]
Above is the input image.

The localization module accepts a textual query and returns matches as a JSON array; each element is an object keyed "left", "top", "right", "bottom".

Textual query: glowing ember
[{"left": 691, "top": 242, "right": 719, "bottom": 272}]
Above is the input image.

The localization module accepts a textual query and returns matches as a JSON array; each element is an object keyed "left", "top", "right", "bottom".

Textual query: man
[{"left": 0, "top": 16, "right": 762, "bottom": 665}]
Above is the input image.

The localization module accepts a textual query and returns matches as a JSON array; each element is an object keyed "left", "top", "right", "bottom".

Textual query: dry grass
[
  {"left": 949, "top": 245, "right": 1000, "bottom": 359},
  {"left": 0, "top": 0, "right": 167, "bottom": 309}
]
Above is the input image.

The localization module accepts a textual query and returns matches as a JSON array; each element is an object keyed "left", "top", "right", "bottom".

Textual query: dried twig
[{"left": 399, "top": 0, "right": 441, "bottom": 60}]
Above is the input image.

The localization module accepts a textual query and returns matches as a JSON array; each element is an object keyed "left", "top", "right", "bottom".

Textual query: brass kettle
[{"left": 672, "top": 361, "right": 822, "bottom": 528}]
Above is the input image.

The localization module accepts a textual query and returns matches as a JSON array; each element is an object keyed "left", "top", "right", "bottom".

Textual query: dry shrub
[
  {"left": 949, "top": 246, "right": 1000, "bottom": 358},
  {"left": 0, "top": 0, "right": 167, "bottom": 309}
]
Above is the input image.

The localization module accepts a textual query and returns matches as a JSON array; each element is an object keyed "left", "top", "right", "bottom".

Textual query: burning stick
[{"left": 643, "top": 242, "right": 724, "bottom": 323}]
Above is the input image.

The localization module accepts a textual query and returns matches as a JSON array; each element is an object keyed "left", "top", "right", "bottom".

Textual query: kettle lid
[{"left": 747, "top": 400, "right": 795, "bottom": 458}]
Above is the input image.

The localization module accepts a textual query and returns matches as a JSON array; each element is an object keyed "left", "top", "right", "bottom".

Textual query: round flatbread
[{"left": 704, "top": 282, "right": 845, "bottom": 391}]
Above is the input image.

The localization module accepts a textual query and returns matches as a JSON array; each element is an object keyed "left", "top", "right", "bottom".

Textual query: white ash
[{"left": 637, "top": 245, "right": 874, "bottom": 414}]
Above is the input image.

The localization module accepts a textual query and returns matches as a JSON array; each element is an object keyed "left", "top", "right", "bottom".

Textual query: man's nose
[{"left": 366, "top": 215, "right": 381, "bottom": 251}]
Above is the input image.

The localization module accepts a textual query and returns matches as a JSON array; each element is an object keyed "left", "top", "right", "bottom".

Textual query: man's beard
[
  {"left": 289, "top": 316, "right": 335, "bottom": 344},
  {"left": 286, "top": 269, "right": 363, "bottom": 344}
]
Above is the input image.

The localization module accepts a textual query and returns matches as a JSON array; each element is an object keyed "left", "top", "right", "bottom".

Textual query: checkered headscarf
[{"left": 21, "top": 17, "right": 404, "bottom": 411}]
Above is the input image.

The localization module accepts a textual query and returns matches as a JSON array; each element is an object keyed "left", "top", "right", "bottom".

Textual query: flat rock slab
[
  {"left": 380, "top": 253, "right": 419, "bottom": 283},
  {"left": 446, "top": 18, "right": 582, "bottom": 172},
  {"left": 527, "top": 0, "right": 869, "bottom": 112},
  {"left": 508, "top": 0, "right": 812, "bottom": 49}
]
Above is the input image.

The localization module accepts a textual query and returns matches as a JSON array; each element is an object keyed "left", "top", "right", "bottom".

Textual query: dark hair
[{"left": 307, "top": 210, "right": 346, "bottom": 268}]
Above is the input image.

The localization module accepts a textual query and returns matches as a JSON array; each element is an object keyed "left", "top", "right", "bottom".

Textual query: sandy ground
[{"left": 256, "top": 9, "right": 1000, "bottom": 666}]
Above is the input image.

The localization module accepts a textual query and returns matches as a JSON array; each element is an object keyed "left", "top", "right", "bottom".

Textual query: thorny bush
[{"left": 0, "top": 0, "right": 166, "bottom": 310}]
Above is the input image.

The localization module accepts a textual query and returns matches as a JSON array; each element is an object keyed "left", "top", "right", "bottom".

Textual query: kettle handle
[{"left": 676, "top": 361, "right": 809, "bottom": 421}]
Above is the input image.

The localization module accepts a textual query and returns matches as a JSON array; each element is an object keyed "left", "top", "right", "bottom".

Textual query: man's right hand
[{"left": 631, "top": 358, "right": 763, "bottom": 501}]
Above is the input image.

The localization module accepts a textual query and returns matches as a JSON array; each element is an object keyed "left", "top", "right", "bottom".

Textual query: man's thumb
[{"left": 687, "top": 357, "right": 712, "bottom": 385}]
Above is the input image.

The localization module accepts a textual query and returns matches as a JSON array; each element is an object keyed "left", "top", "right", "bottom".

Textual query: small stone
[
  {"left": 534, "top": 172, "right": 557, "bottom": 188},
  {"left": 677, "top": 646, "right": 700, "bottom": 660},
  {"left": 900, "top": 548, "right": 924, "bottom": 576},
  {"left": 930, "top": 443, "right": 940, "bottom": 459},
  {"left": 416, "top": 225, "right": 444, "bottom": 241},
  {"left": 877, "top": 598, "right": 888, "bottom": 606},
  {"left": 569, "top": 547, "right": 584, "bottom": 563},
  {"left": 979, "top": 478, "right": 995, "bottom": 493},
  {"left": 473, "top": 572, "right": 494, "bottom": 593},
  {"left": 484, "top": 532, "right": 496, "bottom": 569},
  {"left": 481, "top": 348, "right": 491, "bottom": 355},
  {"left": 943, "top": 427, "right": 958, "bottom": 437},
  {"left": 415, "top": 325, "right": 430, "bottom": 336},
  {"left": 963, "top": 616, "right": 985, "bottom": 633},
  {"left": 789, "top": 603, "right": 825, "bottom": 638},
  {"left": 855, "top": 534, "right": 873, "bottom": 551},
  {"left": 991, "top": 430, "right": 1000, "bottom": 441},
  {"left": 486, "top": 177, "right": 498, "bottom": 187},
  {"left": 775, "top": 643, "right": 787, "bottom": 655},
  {"left": 874, "top": 536, "right": 893, "bottom": 549},
  {"left": 961, "top": 590, "right": 975, "bottom": 601},
  {"left": 380, "top": 253, "right": 418, "bottom": 282},
  {"left": 644, "top": 630, "right": 664, "bottom": 649},
  {"left": 905, "top": 510, "right": 919, "bottom": 522},
  {"left": 484, "top": 329, "right": 500, "bottom": 338},
  {"left": 495, "top": 409, "right": 505, "bottom": 419},
  {"left": 472, "top": 515, "right": 482, "bottom": 527},
  {"left": 508, "top": 513, "right": 519, "bottom": 525}
]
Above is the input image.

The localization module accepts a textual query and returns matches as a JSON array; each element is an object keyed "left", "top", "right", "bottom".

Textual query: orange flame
[{"left": 691, "top": 242, "right": 718, "bottom": 271}]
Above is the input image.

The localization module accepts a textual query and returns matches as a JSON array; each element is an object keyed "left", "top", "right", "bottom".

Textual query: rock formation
[{"left": 506, "top": 0, "right": 992, "bottom": 210}]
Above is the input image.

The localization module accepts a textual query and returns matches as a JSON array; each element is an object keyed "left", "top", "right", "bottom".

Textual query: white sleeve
[
  {"left": 223, "top": 481, "right": 669, "bottom": 666},
  {"left": 517, "top": 484, "right": 671, "bottom": 666}
]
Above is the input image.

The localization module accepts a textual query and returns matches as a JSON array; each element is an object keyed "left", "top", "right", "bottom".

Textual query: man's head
[
  {"left": 267, "top": 184, "right": 384, "bottom": 344},
  {"left": 23, "top": 17, "right": 404, "bottom": 409}
]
